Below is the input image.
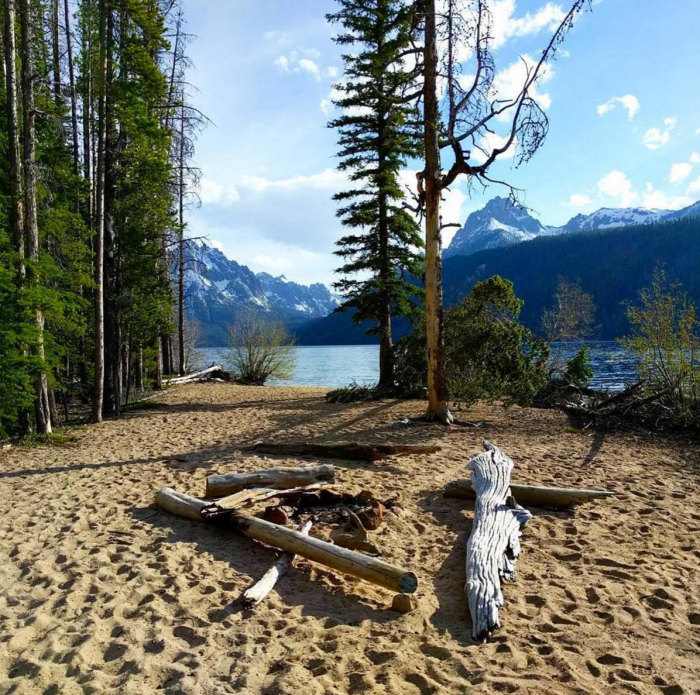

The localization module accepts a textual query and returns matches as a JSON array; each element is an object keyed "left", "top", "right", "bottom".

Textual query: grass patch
[
  {"left": 17, "top": 428, "right": 80, "bottom": 447},
  {"left": 326, "top": 382, "right": 390, "bottom": 403}
]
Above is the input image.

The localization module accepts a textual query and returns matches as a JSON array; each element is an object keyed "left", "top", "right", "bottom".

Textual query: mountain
[
  {"left": 444, "top": 196, "right": 700, "bottom": 258},
  {"left": 443, "top": 216, "right": 700, "bottom": 339},
  {"left": 444, "top": 197, "right": 548, "bottom": 258},
  {"left": 183, "top": 242, "right": 339, "bottom": 345}
]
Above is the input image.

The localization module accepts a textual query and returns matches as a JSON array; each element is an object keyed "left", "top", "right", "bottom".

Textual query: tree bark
[
  {"left": 422, "top": 0, "right": 451, "bottom": 424},
  {"left": 63, "top": 0, "right": 80, "bottom": 179},
  {"left": 206, "top": 464, "right": 335, "bottom": 498},
  {"left": 51, "top": 0, "right": 60, "bottom": 103},
  {"left": 177, "top": 104, "right": 186, "bottom": 375},
  {"left": 444, "top": 479, "right": 615, "bottom": 509},
  {"left": 20, "top": 0, "right": 52, "bottom": 434},
  {"left": 4, "top": 0, "right": 24, "bottom": 268},
  {"left": 466, "top": 441, "right": 532, "bottom": 641},
  {"left": 155, "top": 487, "right": 418, "bottom": 594}
]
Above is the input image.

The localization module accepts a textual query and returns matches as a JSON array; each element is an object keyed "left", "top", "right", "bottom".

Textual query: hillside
[{"left": 443, "top": 217, "right": 700, "bottom": 338}]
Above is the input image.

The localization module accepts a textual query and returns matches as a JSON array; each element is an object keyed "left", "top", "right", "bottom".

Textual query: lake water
[{"left": 197, "top": 341, "right": 636, "bottom": 391}]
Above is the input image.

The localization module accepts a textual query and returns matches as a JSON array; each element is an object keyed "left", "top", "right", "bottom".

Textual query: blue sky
[{"left": 182, "top": 0, "right": 700, "bottom": 286}]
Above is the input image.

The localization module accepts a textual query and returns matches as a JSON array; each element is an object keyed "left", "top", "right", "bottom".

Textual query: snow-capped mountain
[
  {"left": 444, "top": 197, "right": 700, "bottom": 259},
  {"left": 181, "top": 241, "right": 340, "bottom": 344},
  {"left": 444, "top": 197, "right": 547, "bottom": 258}
]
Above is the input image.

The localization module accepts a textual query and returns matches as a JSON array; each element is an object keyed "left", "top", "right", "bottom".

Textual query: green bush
[
  {"left": 563, "top": 344, "right": 594, "bottom": 388},
  {"left": 394, "top": 276, "right": 549, "bottom": 407}
]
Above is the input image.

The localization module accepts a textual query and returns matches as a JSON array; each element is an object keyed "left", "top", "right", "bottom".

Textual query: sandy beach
[{"left": 0, "top": 383, "right": 698, "bottom": 695}]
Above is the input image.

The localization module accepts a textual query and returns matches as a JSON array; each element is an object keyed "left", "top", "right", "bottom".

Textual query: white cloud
[
  {"left": 274, "top": 50, "right": 327, "bottom": 81},
  {"left": 263, "top": 30, "right": 293, "bottom": 47},
  {"left": 642, "top": 117, "right": 676, "bottom": 150},
  {"left": 326, "top": 66, "right": 340, "bottom": 78},
  {"left": 669, "top": 162, "right": 693, "bottom": 184},
  {"left": 690, "top": 152, "right": 700, "bottom": 164},
  {"left": 642, "top": 183, "right": 692, "bottom": 210},
  {"left": 470, "top": 132, "right": 519, "bottom": 164},
  {"left": 687, "top": 176, "right": 700, "bottom": 194},
  {"left": 200, "top": 177, "right": 223, "bottom": 204},
  {"left": 491, "top": 1, "right": 567, "bottom": 50},
  {"left": 210, "top": 239, "right": 225, "bottom": 252},
  {"left": 298, "top": 58, "right": 321, "bottom": 81},
  {"left": 569, "top": 193, "right": 593, "bottom": 208},
  {"left": 493, "top": 54, "right": 554, "bottom": 115},
  {"left": 596, "top": 94, "right": 640, "bottom": 120},
  {"left": 597, "top": 170, "right": 637, "bottom": 207}
]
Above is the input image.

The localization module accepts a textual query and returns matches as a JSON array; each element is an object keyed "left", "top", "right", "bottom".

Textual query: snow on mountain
[
  {"left": 180, "top": 241, "right": 339, "bottom": 344},
  {"left": 444, "top": 197, "right": 700, "bottom": 259}
]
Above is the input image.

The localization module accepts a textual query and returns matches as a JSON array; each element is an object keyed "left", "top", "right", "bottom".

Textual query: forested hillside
[{"left": 443, "top": 217, "right": 700, "bottom": 338}]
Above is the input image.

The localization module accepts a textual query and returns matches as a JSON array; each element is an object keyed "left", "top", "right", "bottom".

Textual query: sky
[{"left": 181, "top": 0, "right": 700, "bottom": 286}]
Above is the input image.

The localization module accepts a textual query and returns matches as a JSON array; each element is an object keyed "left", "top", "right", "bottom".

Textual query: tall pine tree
[{"left": 328, "top": 0, "right": 423, "bottom": 389}]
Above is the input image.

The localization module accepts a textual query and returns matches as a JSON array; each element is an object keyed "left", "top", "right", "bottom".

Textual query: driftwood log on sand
[
  {"left": 240, "top": 520, "right": 313, "bottom": 607},
  {"left": 205, "top": 464, "right": 335, "bottom": 498},
  {"left": 242, "top": 441, "right": 442, "bottom": 462},
  {"left": 466, "top": 441, "right": 532, "bottom": 641},
  {"left": 444, "top": 479, "right": 614, "bottom": 509},
  {"left": 155, "top": 487, "right": 418, "bottom": 594},
  {"left": 167, "top": 364, "right": 230, "bottom": 385}
]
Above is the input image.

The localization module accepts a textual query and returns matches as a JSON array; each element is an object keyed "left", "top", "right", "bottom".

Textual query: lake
[{"left": 197, "top": 341, "right": 637, "bottom": 391}]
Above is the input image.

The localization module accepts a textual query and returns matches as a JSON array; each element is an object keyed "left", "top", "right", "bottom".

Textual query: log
[
  {"left": 242, "top": 441, "right": 442, "bottom": 462},
  {"left": 167, "top": 364, "right": 229, "bottom": 385},
  {"left": 240, "top": 520, "right": 313, "bottom": 608},
  {"left": 155, "top": 487, "right": 418, "bottom": 594},
  {"left": 466, "top": 441, "right": 532, "bottom": 641},
  {"left": 213, "top": 483, "right": 324, "bottom": 510},
  {"left": 444, "top": 479, "right": 614, "bottom": 509},
  {"left": 206, "top": 464, "right": 335, "bottom": 498}
]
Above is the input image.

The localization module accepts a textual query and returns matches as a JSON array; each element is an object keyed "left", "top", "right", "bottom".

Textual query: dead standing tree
[{"left": 412, "top": 0, "right": 590, "bottom": 423}]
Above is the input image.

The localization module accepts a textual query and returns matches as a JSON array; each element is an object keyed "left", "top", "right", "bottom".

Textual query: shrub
[
  {"left": 563, "top": 344, "right": 594, "bottom": 388},
  {"left": 226, "top": 312, "right": 295, "bottom": 385},
  {"left": 394, "top": 276, "right": 549, "bottom": 407},
  {"left": 620, "top": 269, "right": 700, "bottom": 427},
  {"left": 326, "top": 381, "right": 385, "bottom": 403}
]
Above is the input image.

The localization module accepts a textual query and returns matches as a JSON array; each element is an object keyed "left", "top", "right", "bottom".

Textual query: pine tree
[{"left": 327, "top": 0, "right": 423, "bottom": 390}]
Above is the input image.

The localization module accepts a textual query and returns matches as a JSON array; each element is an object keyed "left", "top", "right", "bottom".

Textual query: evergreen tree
[{"left": 327, "top": 0, "right": 423, "bottom": 389}]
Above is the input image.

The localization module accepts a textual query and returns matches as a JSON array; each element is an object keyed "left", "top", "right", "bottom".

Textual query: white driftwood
[
  {"left": 167, "top": 364, "right": 228, "bottom": 385},
  {"left": 214, "top": 483, "right": 323, "bottom": 510},
  {"left": 444, "top": 479, "right": 614, "bottom": 509},
  {"left": 205, "top": 464, "right": 335, "bottom": 498},
  {"left": 466, "top": 441, "right": 532, "bottom": 641},
  {"left": 155, "top": 487, "right": 418, "bottom": 594},
  {"left": 241, "top": 520, "right": 313, "bottom": 607}
]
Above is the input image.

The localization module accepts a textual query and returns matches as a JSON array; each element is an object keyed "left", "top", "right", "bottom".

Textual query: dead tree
[{"left": 413, "top": 0, "right": 590, "bottom": 423}]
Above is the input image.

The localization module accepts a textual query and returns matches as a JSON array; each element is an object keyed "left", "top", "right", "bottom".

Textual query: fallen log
[
  {"left": 466, "top": 441, "right": 532, "bottom": 641},
  {"left": 167, "top": 364, "right": 230, "bottom": 385},
  {"left": 444, "top": 479, "right": 614, "bottom": 509},
  {"left": 155, "top": 487, "right": 417, "bottom": 594},
  {"left": 241, "top": 520, "right": 313, "bottom": 608},
  {"left": 213, "top": 483, "right": 324, "bottom": 510},
  {"left": 242, "top": 441, "right": 442, "bottom": 462},
  {"left": 206, "top": 464, "right": 335, "bottom": 498}
]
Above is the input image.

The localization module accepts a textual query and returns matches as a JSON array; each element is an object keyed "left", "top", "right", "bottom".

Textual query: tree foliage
[
  {"left": 327, "top": 0, "right": 424, "bottom": 388},
  {"left": 395, "top": 276, "right": 549, "bottom": 407}
]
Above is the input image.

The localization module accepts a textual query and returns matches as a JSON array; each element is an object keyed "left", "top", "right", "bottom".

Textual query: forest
[{"left": 0, "top": 0, "right": 198, "bottom": 437}]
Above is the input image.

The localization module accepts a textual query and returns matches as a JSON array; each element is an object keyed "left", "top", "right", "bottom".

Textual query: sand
[{"left": 0, "top": 383, "right": 699, "bottom": 695}]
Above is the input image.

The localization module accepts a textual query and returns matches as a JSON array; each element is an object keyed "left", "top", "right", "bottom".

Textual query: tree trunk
[
  {"left": 154, "top": 338, "right": 163, "bottom": 390},
  {"left": 20, "top": 0, "right": 52, "bottom": 434},
  {"left": 422, "top": 0, "right": 451, "bottom": 424},
  {"left": 63, "top": 0, "right": 80, "bottom": 179},
  {"left": 92, "top": 0, "right": 109, "bottom": 423},
  {"left": 135, "top": 344, "right": 143, "bottom": 390},
  {"left": 4, "top": 0, "right": 24, "bottom": 269},
  {"left": 51, "top": 0, "right": 60, "bottom": 103},
  {"left": 466, "top": 442, "right": 532, "bottom": 641},
  {"left": 178, "top": 105, "right": 186, "bottom": 375}
]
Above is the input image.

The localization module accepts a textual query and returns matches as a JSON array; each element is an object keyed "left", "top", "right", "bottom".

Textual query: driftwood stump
[
  {"left": 466, "top": 441, "right": 532, "bottom": 641},
  {"left": 206, "top": 464, "right": 335, "bottom": 498}
]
